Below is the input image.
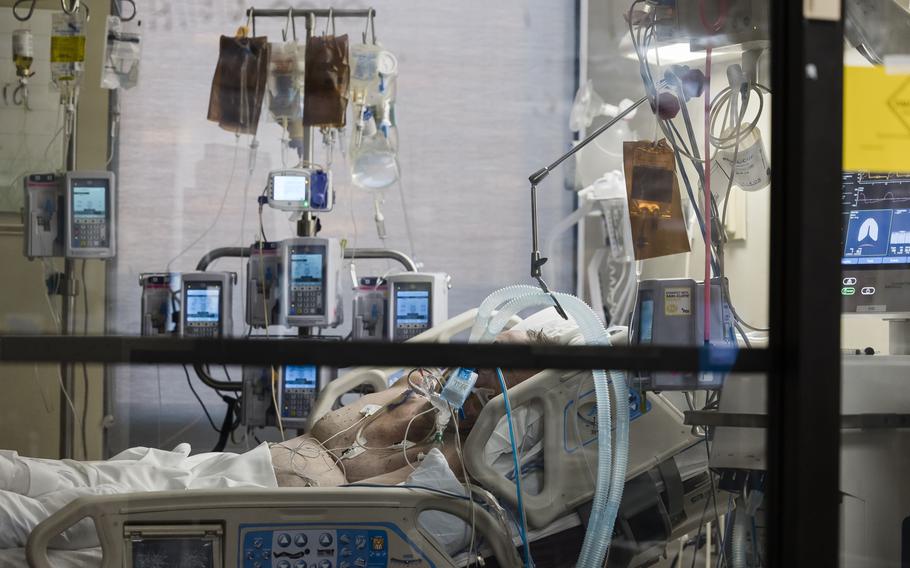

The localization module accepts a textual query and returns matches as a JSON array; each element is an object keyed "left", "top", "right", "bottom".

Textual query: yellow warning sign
[{"left": 844, "top": 66, "right": 910, "bottom": 172}]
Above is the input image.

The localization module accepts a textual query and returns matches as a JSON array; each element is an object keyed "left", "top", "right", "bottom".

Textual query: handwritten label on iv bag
[
  {"left": 710, "top": 125, "right": 770, "bottom": 193},
  {"left": 440, "top": 368, "right": 479, "bottom": 409}
]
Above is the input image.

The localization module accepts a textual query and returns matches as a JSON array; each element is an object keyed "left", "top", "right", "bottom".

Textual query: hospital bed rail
[{"left": 26, "top": 487, "right": 522, "bottom": 568}]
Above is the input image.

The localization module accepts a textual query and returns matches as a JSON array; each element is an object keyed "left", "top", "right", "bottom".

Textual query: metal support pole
[{"left": 59, "top": 100, "right": 78, "bottom": 459}]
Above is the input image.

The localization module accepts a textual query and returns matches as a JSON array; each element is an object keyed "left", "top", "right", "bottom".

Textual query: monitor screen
[
  {"left": 185, "top": 285, "right": 220, "bottom": 323},
  {"left": 841, "top": 172, "right": 910, "bottom": 314},
  {"left": 273, "top": 175, "right": 308, "bottom": 202},
  {"left": 395, "top": 288, "right": 430, "bottom": 325},
  {"left": 842, "top": 172, "right": 910, "bottom": 266},
  {"left": 291, "top": 252, "right": 323, "bottom": 285},
  {"left": 639, "top": 296, "right": 654, "bottom": 344},
  {"left": 132, "top": 538, "right": 215, "bottom": 568},
  {"left": 284, "top": 365, "right": 318, "bottom": 390},
  {"left": 72, "top": 186, "right": 107, "bottom": 219}
]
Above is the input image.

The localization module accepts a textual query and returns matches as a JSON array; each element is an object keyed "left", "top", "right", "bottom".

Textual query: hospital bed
[{"left": 23, "top": 308, "right": 705, "bottom": 568}]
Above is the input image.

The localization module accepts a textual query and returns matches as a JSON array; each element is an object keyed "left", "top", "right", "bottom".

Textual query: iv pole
[
  {"left": 245, "top": 7, "right": 376, "bottom": 338},
  {"left": 526, "top": 95, "right": 647, "bottom": 317}
]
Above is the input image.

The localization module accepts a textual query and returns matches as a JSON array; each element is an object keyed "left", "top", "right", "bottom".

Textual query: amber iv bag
[
  {"left": 207, "top": 35, "right": 270, "bottom": 136},
  {"left": 623, "top": 140, "right": 691, "bottom": 260},
  {"left": 303, "top": 34, "right": 350, "bottom": 128}
]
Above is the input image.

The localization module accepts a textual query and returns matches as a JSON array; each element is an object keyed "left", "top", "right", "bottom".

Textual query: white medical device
[
  {"left": 352, "top": 277, "right": 388, "bottom": 341},
  {"left": 246, "top": 241, "right": 281, "bottom": 328},
  {"left": 22, "top": 172, "right": 64, "bottom": 259},
  {"left": 242, "top": 364, "right": 332, "bottom": 428},
  {"left": 179, "top": 272, "right": 235, "bottom": 338},
  {"left": 280, "top": 237, "right": 342, "bottom": 328},
  {"left": 139, "top": 272, "right": 180, "bottom": 336},
  {"left": 266, "top": 168, "right": 334, "bottom": 212},
  {"left": 64, "top": 171, "right": 116, "bottom": 259},
  {"left": 386, "top": 272, "right": 449, "bottom": 342}
]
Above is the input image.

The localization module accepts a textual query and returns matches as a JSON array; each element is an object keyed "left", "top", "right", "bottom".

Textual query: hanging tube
[{"left": 471, "top": 288, "right": 630, "bottom": 568}]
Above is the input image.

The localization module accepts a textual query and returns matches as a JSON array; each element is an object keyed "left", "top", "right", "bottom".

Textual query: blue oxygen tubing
[
  {"left": 496, "top": 367, "right": 534, "bottom": 568},
  {"left": 472, "top": 286, "right": 630, "bottom": 568}
]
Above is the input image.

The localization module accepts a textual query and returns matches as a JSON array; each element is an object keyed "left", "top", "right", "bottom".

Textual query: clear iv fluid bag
[{"left": 351, "top": 136, "right": 399, "bottom": 189}]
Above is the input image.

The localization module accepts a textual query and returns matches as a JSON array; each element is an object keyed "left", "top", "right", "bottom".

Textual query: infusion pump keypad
[
  {"left": 241, "top": 527, "right": 398, "bottom": 568},
  {"left": 282, "top": 387, "right": 316, "bottom": 420},
  {"left": 395, "top": 323, "right": 428, "bottom": 341},
  {"left": 290, "top": 286, "right": 324, "bottom": 316},
  {"left": 72, "top": 219, "right": 108, "bottom": 249},
  {"left": 185, "top": 322, "right": 220, "bottom": 337}
]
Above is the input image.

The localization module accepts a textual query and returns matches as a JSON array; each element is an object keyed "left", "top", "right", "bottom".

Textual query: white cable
[{"left": 165, "top": 139, "right": 241, "bottom": 272}]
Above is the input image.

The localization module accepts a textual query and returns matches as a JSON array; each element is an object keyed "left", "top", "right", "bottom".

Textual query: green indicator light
[{"left": 842, "top": 287, "right": 856, "bottom": 296}]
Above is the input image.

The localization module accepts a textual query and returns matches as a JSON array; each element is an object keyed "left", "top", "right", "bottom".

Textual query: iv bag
[
  {"left": 303, "top": 34, "right": 350, "bottom": 127},
  {"left": 101, "top": 15, "right": 142, "bottom": 90},
  {"left": 206, "top": 35, "right": 270, "bottom": 136},
  {"left": 350, "top": 107, "right": 399, "bottom": 189},
  {"left": 349, "top": 47, "right": 400, "bottom": 190},
  {"left": 349, "top": 43, "right": 381, "bottom": 106},
  {"left": 50, "top": 11, "right": 86, "bottom": 88},
  {"left": 623, "top": 140, "right": 691, "bottom": 260},
  {"left": 267, "top": 41, "right": 305, "bottom": 122}
]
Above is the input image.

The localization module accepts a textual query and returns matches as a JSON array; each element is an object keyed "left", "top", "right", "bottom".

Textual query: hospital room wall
[
  {"left": 579, "top": 0, "right": 771, "bottom": 330},
  {"left": 0, "top": 0, "right": 110, "bottom": 459},
  {"left": 106, "top": 0, "right": 578, "bottom": 454}
]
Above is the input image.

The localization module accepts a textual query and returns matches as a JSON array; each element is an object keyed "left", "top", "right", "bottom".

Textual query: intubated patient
[{"left": 270, "top": 329, "right": 547, "bottom": 488}]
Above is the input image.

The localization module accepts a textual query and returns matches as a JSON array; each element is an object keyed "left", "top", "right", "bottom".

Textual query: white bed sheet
[
  {"left": 0, "top": 443, "right": 277, "bottom": 552},
  {"left": 0, "top": 547, "right": 100, "bottom": 568}
]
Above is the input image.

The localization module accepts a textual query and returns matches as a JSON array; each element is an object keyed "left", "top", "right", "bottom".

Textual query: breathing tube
[{"left": 471, "top": 288, "right": 630, "bottom": 568}]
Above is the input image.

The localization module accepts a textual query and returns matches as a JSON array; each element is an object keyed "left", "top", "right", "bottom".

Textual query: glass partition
[
  {"left": 841, "top": 4, "right": 910, "bottom": 565},
  {"left": 0, "top": 0, "right": 793, "bottom": 566}
]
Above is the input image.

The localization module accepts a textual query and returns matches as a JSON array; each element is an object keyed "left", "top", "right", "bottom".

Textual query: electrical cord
[
  {"left": 166, "top": 139, "right": 241, "bottom": 272},
  {"left": 182, "top": 364, "right": 222, "bottom": 433},
  {"left": 80, "top": 260, "right": 89, "bottom": 460}
]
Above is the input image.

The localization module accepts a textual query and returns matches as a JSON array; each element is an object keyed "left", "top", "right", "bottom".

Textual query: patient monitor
[
  {"left": 386, "top": 272, "right": 449, "bottom": 342},
  {"left": 64, "top": 171, "right": 116, "bottom": 259},
  {"left": 179, "top": 272, "right": 236, "bottom": 338},
  {"left": 267, "top": 168, "right": 334, "bottom": 212},
  {"left": 280, "top": 237, "right": 342, "bottom": 328}
]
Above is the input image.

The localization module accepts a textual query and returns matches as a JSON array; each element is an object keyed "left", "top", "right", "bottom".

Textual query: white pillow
[{"left": 511, "top": 307, "right": 585, "bottom": 346}]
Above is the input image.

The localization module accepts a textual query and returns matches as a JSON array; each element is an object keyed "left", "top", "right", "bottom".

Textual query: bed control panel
[{"left": 240, "top": 525, "right": 426, "bottom": 568}]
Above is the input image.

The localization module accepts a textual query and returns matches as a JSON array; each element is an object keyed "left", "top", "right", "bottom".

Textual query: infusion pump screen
[
  {"left": 284, "top": 365, "right": 318, "bottom": 389},
  {"left": 72, "top": 186, "right": 106, "bottom": 219},
  {"left": 185, "top": 285, "right": 221, "bottom": 323},
  {"left": 273, "top": 175, "right": 308, "bottom": 202},
  {"left": 842, "top": 172, "right": 910, "bottom": 265},
  {"left": 288, "top": 247, "right": 325, "bottom": 317},
  {"left": 396, "top": 290, "right": 430, "bottom": 325},
  {"left": 291, "top": 253, "right": 323, "bottom": 284}
]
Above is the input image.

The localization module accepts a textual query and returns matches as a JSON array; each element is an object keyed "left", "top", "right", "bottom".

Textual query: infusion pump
[
  {"left": 23, "top": 170, "right": 117, "bottom": 260},
  {"left": 386, "top": 272, "right": 450, "bottom": 342}
]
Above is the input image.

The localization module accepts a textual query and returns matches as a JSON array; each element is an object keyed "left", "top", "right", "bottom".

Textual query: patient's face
[{"left": 459, "top": 330, "right": 540, "bottom": 429}]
